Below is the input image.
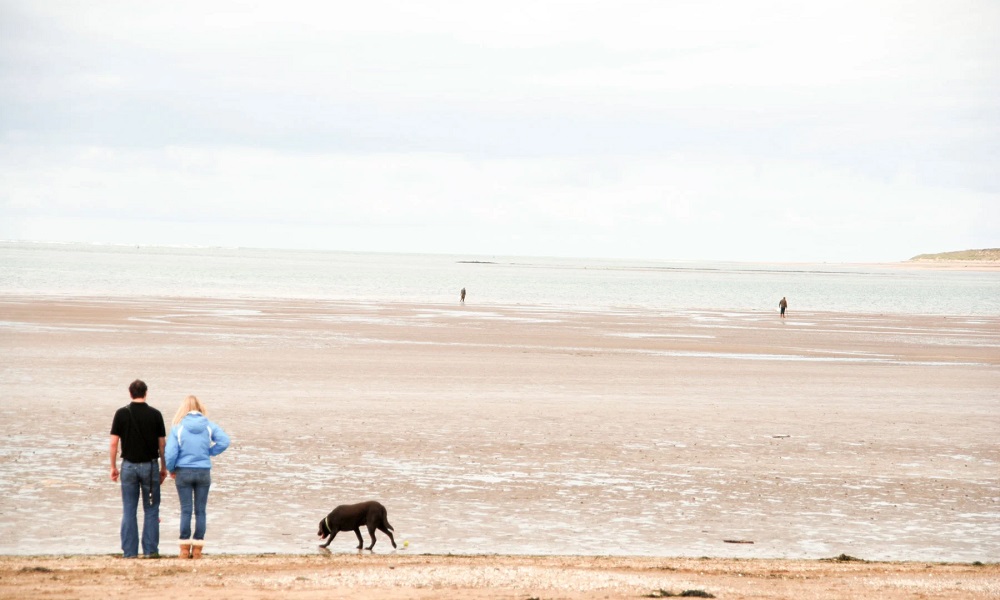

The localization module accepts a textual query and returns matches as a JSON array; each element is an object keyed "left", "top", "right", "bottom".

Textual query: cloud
[
  {"left": 2, "top": 142, "right": 993, "bottom": 260},
  {"left": 0, "top": 0, "right": 997, "bottom": 260}
]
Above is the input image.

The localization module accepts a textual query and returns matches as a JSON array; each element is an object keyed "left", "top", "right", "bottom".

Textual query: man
[
  {"left": 779, "top": 296, "right": 788, "bottom": 319},
  {"left": 110, "top": 380, "right": 167, "bottom": 558}
]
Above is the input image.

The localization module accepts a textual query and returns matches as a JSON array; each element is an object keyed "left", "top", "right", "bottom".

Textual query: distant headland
[{"left": 909, "top": 248, "right": 1000, "bottom": 261}]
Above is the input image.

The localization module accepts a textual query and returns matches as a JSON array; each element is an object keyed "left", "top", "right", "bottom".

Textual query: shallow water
[{"left": 3, "top": 241, "right": 999, "bottom": 315}]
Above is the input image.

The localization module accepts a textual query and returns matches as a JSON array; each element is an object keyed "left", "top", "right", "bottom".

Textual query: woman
[{"left": 165, "top": 395, "right": 230, "bottom": 559}]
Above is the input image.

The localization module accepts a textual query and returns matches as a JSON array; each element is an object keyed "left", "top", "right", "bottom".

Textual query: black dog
[{"left": 317, "top": 500, "right": 396, "bottom": 550}]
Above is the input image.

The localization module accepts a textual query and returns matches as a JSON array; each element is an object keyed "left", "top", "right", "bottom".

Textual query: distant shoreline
[
  {"left": 899, "top": 259, "right": 1000, "bottom": 271},
  {"left": 909, "top": 248, "right": 1000, "bottom": 264},
  {"left": 5, "top": 239, "right": 1000, "bottom": 270}
]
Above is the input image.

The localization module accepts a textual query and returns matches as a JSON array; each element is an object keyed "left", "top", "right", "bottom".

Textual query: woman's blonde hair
[{"left": 172, "top": 395, "right": 208, "bottom": 426}]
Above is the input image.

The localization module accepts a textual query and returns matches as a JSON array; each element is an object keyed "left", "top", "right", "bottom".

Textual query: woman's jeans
[
  {"left": 174, "top": 468, "right": 212, "bottom": 540},
  {"left": 120, "top": 459, "right": 160, "bottom": 558}
]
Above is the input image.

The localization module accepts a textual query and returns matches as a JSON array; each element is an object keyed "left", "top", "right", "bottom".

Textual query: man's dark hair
[{"left": 129, "top": 379, "right": 147, "bottom": 400}]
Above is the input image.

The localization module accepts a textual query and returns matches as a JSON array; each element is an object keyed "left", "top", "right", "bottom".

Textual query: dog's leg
[
  {"left": 354, "top": 528, "right": 364, "bottom": 550},
  {"left": 320, "top": 531, "right": 337, "bottom": 549},
  {"left": 377, "top": 525, "right": 397, "bottom": 548},
  {"left": 366, "top": 523, "right": 378, "bottom": 550}
]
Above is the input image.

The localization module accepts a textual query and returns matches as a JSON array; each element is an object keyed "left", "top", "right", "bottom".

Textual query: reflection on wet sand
[{"left": 0, "top": 297, "right": 997, "bottom": 561}]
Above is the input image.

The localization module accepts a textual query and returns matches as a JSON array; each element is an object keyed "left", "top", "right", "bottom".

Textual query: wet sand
[{"left": 0, "top": 296, "right": 998, "bottom": 564}]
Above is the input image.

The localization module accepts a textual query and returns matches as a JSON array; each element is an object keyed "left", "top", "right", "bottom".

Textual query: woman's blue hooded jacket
[{"left": 165, "top": 412, "right": 230, "bottom": 471}]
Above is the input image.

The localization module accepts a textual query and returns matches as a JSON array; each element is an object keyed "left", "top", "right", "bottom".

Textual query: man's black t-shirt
[{"left": 110, "top": 402, "right": 166, "bottom": 463}]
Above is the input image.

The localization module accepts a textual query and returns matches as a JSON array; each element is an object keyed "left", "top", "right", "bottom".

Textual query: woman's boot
[
  {"left": 191, "top": 540, "right": 204, "bottom": 559},
  {"left": 179, "top": 541, "right": 192, "bottom": 559}
]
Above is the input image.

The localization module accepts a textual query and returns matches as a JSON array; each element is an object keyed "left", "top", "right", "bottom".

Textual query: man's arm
[
  {"left": 158, "top": 437, "right": 167, "bottom": 484},
  {"left": 109, "top": 435, "right": 120, "bottom": 482}
]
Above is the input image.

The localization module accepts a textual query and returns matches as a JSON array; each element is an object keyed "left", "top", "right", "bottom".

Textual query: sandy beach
[
  {"left": 0, "top": 295, "right": 998, "bottom": 597},
  {"left": 2, "top": 553, "right": 998, "bottom": 599}
]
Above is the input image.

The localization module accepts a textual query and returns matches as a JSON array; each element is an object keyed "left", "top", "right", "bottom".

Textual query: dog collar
[{"left": 324, "top": 515, "right": 331, "bottom": 534}]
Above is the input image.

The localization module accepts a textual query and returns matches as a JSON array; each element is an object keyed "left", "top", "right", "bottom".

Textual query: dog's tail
[{"left": 381, "top": 506, "right": 394, "bottom": 531}]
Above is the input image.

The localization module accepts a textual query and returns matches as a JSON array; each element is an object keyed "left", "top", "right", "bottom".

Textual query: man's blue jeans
[
  {"left": 174, "top": 468, "right": 212, "bottom": 540},
  {"left": 120, "top": 460, "right": 160, "bottom": 557}
]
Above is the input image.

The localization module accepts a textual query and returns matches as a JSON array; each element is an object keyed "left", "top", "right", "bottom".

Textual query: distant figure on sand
[
  {"left": 460, "top": 287, "right": 466, "bottom": 304},
  {"left": 779, "top": 296, "right": 788, "bottom": 318}
]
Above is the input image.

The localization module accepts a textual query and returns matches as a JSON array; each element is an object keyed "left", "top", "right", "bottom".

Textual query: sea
[{"left": 2, "top": 241, "right": 999, "bottom": 315}]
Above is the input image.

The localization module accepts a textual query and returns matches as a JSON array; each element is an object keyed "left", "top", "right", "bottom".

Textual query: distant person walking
[
  {"left": 779, "top": 296, "right": 788, "bottom": 318},
  {"left": 165, "top": 395, "right": 231, "bottom": 559},
  {"left": 109, "top": 379, "right": 167, "bottom": 558},
  {"left": 460, "top": 287, "right": 466, "bottom": 303}
]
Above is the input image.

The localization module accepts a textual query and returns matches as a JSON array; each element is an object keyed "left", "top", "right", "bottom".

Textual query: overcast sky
[{"left": 1, "top": 1, "right": 997, "bottom": 261}]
